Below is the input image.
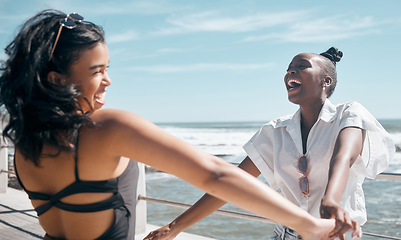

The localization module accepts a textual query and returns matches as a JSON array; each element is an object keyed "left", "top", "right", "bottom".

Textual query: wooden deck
[
  {"left": 0, "top": 187, "right": 215, "bottom": 240},
  {"left": 0, "top": 187, "right": 45, "bottom": 239}
]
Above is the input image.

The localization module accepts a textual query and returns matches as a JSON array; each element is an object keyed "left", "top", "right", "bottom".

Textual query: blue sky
[{"left": 1, "top": 0, "right": 400, "bottom": 123}]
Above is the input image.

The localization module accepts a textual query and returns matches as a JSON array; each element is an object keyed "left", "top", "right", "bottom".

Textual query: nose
[
  {"left": 102, "top": 71, "right": 112, "bottom": 86},
  {"left": 286, "top": 67, "right": 296, "bottom": 75},
  {"left": 284, "top": 67, "right": 296, "bottom": 80}
]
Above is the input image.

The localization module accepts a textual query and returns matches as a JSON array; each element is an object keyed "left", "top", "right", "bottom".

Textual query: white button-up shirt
[{"left": 244, "top": 99, "right": 394, "bottom": 225}]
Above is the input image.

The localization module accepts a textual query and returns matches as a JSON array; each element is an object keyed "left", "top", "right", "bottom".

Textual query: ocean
[{"left": 145, "top": 120, "right": 401, "bottom": 240}]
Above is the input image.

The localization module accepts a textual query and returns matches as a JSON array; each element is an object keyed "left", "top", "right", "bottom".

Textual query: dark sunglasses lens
[
  {"left": 69, "top": 13, "right": 84, "bottom": 21},
  {"left": 60, "top": 18, "right": 76, "bottom": 29},
  {"left": 298, "top": 156, "right": 308, "bottom": 173},
  {"left": 299, "top": 176, "right": 309, "bottom": 194}
]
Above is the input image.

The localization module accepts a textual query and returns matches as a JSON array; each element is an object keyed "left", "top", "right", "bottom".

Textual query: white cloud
[
  {"left": 121, "top": 63, "right": 274, "bottom": 73},
  {"left": 243, "top": 15, "right": 381, "bottom": 43},
  {"left": 152, "top": 10, "right": 310, "bottom": 36}
]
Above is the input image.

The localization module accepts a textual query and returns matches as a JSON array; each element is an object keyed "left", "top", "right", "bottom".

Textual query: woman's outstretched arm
[
  {"left": 320, "top": 127, "right": 365, "bottom": 239},
  {"left": 143, "top": 157, "right": 260, "bottom": 240},
  {"left": 97, "top": 109, "right": 336, "bottom": 240}
]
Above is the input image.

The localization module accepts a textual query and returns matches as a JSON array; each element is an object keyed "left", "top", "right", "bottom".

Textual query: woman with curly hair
[{"left": 0, "top": 9, "right": 346, "bottom": 240}]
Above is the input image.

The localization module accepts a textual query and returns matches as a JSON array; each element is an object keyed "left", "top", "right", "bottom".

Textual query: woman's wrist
[
  {"left": 296, "top": 216, "right": 335, "bottom": 240},
  {"left": 321, "top": 195, "right": 338, "bottom": 206},
  {"left": 294, "top": 215, "right": 320, "bottom": 237},
  {"left": 168, "top": 219, "right": 186, "bottom": 237}
]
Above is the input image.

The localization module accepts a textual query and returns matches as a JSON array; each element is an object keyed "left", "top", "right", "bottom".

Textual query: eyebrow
[
  {"left": 89, "top": 64, "right": 106, "bottom": 70},
  {"left": 287, "top": 59, "right": 311, "bottom": 70},
  {"left": 89, "top": 60, "right": 110, "bottom": 70},
  {"left": 297, "top": 59, "right": 310, "bottom": 63}
]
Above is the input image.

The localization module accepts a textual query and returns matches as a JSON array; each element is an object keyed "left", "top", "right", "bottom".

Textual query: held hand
[
  {"left": 320, "top": 199, "right": 362, "bottom": 239},
  {"left": 143, "top": 224, "right": 178, "bottom": 240},
  {"left": 298, "top": 218, "right": 336, "bottom": 240}
]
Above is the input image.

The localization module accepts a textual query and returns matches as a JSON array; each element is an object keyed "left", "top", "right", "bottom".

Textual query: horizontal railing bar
[
  {"left": 0, "top": 209, "right": 36, "bottom": 214},
  {"left": 0, "top": 145, "right": 13, "bottom": 149},
  {"left": 376, "top": 172, "right": 401, "bottom": 180},
  {"left": 138, "top": 195, "right": 275, "bottom": 224},
  {"left": 363, "top": 232, "right": 401, "bottom": 240},
  {"left": 0, "top": 170, "right": 15, "bottom": 174},
  {"left": 139, "top": 195, "right": 401, "bottom": 240}
]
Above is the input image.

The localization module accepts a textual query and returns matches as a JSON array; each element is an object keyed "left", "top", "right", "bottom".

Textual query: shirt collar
[
  {"left": 274, "top": 99, "right": 337, "bottom": 128},
  {"left": 318, "top": 99, "right": 337, "bottom": 123}
]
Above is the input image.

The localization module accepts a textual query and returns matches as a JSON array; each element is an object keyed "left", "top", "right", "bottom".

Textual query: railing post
[
  {"left": 0, "top": 125, "right": 8, "bottom": 193},
  {"left": 135, "top": 162, "right": 147, "bottom": 234}
]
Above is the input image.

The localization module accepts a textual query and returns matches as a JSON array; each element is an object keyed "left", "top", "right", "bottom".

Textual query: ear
[
  {"left": 47, "top": 71, "right": 67, "bottom": 85},
  {"left": 323, "top": 76, "right": 333, "bottom": 87}
]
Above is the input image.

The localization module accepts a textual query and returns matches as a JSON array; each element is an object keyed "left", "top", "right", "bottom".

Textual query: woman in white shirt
[{"left": 145, "top": 47, "right": 394, "bottom": 240}]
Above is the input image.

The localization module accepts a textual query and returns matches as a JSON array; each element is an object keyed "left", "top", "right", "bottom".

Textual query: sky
[{"left": 1, "top": 0, "right": 400, "bottom": 123}]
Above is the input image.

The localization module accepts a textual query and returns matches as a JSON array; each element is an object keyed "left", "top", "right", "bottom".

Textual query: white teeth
[
  {"left": 287, "top": 79, "right": 302, "bottom": 88},
  {"left": 95, "top": 92, "right": 106, "bottom": 104},
  {"left": 95, "top": 92, "right": 106, "bottom": 98}
]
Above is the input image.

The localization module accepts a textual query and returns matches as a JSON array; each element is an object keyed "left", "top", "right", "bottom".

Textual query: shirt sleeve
[
  {"left": 339, "top": 102, "right": 395, "bottom": 178},
  {"left": 243, "top": 124, "right": 279, "bottom": 190}
]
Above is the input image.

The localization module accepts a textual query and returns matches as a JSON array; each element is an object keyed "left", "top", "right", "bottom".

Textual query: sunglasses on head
[
  {"left": 297, "top": 155, "right": 309, "bottom": 196},
  {"left": 49, "top": 13, "right": 84, "bottom": 60}
]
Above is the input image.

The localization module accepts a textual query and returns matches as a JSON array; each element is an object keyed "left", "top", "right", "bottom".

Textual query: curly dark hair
[
  {"left": 319, "top": 47, "right": 343, "bottom": 98},
  {"left": 0, "top": 9, "right": 105, "bottom": 165}
]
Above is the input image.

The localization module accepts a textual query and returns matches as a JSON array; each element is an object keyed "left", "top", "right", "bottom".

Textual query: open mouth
[
  {"left": 287, "top": 79, "right": 302, "bottom": 91},
  {"left": 94, "top": 92, "right": 106, "bottom": 105}
]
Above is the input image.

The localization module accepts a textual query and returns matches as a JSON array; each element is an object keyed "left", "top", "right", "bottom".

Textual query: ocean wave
[{"left": 158, "top": 122, "right": 401, "bottom": 165}]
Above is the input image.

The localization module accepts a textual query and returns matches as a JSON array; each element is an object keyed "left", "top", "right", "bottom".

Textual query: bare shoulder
[
  {"left": 89, "top": 108, "right": 143, "bottom": 123},
  {"left": 84, "top": 108, "right": 170, "bottom": 154},
  {"left": 89, "top": 108, "right": 155, "bottom": 131}
]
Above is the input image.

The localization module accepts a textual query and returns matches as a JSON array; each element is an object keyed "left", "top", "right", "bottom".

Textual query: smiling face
[
  {"left": 284, "top": 53, "right": 328, "bottom": 106},
  {"left": 66, "top": 42, "right": 111, "bottom": 112}
]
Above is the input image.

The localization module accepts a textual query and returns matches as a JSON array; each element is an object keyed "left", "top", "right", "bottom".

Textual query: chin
[
  {"left": 93, "top": 103, "right": 104, "bottom": 111},
  {"left": 287, "top": 95, "right": 300, "bottom": 105}
]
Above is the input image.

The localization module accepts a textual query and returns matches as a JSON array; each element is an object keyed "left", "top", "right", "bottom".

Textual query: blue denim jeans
[
  {"left": 269, "top": 223, "right": 362, "bottom": 240},
  {"left": 270, "top": 224, "right": 302, "bottom": 240}
]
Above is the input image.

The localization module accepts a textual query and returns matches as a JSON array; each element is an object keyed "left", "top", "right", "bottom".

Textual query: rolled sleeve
[
  {"left": 340, "top": 102, "right": 395, "bottom": 178},
  {"left": 243, "top": 126, "right": 279, "bottom": 190}
]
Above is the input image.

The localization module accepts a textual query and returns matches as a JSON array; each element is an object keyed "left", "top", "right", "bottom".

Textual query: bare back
[{"left": 14, "top": 122, "right": 132, "bottom": 239}]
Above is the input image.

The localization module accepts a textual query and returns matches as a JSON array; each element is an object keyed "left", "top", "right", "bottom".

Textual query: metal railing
[{"left": 139, "top": 193, "right": 401, "bottom": 240}]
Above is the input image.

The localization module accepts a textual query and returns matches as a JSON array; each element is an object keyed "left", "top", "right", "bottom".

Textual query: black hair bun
[{"left": 320, "top": 47, "right": 343, "bottom": 65}]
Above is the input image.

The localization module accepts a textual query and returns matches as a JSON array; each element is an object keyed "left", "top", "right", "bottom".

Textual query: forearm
[
  {"left": 323, "top": 127, "right": 364, "bottom": 203},
  {"left": 323, "top": 155, "right": 351, "bottom": 203},
  {"left": 169, "top": 193, "right": 226, "bottom": 235}
]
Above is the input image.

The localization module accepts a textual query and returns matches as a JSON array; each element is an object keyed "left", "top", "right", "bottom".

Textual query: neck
[{"left": 299, "top": 99, "right": 325, "bottom": 132}]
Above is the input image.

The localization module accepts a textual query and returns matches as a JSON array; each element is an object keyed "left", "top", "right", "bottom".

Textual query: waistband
[{"left": 274, "top": 223, "right": 303, "bottom": 240}]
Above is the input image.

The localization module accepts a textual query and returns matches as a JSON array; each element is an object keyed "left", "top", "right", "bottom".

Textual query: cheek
[
  {"left": 74, "top": 82, "right": 98, "bottom": 108},
  {"left": 78, "top": 78, "right": 99, "bottom": 95}
]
